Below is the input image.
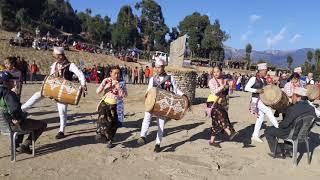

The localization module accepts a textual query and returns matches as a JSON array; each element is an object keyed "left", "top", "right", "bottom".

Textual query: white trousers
[
  {"left": 21, "top": 91, "right": 68, "bottom": 133},
  {"left": 140, "top": 112, "right": 165, "bottom": 145},
  {"left": 252, "top": 97, "right": 279, "bottom": 138}
]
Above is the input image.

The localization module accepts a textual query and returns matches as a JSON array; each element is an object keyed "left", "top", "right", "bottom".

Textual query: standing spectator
[
  {"left": 127, "top": 67, "right": 132, "bottom": 84},
  {"left": 20, "top": 58, "right": 28, "bottom": 84},
  {"left": 35, "top": 27, "right": 40, "bottom": 39},
  {"left": 30, "top": 61, "right": 39, "bottom": 83},
  {"left": 97, "top": 64, "right": 105, "bottom": 83},
  {"left": 279, "top": 73, "right": 288, "bottom": 88},
  {"left": 306, "top": 72, "right": 315, "bottom": 85},
  {"left": 133, "top": 67, "right": 139, "bottom": 84},
  {"left": 144, "top": 66, "right": 150, "bottom": 84},
  {"left": 139, "top": 67, "right": 144, "bottom": 84},
  {"left": 121, "top": 65, "right": 127, "bottom": 82},
  {"left": 105, "top": 64, "right": 111, "bottom": 78}
]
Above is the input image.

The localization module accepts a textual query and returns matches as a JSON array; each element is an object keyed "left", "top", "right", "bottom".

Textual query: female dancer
[{"left": 207, "top": 66, "right": 237, "bottom": 148}]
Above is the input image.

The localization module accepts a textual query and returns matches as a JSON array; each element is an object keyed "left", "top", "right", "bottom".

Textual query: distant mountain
[{"left": 224, "top": 47, "right": 315, "bottom": 68}]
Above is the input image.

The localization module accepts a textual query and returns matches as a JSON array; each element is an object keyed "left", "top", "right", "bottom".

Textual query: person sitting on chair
[
  {"left": 0, "top": 71, "right": 47, "bottom": 154},
  {"left": 265, "top": 87, "right": 316, "bottom": 159}
]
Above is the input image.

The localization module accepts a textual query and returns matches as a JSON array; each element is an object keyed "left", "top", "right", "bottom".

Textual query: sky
[{"left": 70, "top": 0, "right": 320, "bottom": 51}]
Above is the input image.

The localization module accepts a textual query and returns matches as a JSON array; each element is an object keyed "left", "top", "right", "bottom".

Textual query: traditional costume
[
  {"left": 137, "top": 58, "right": 184, "bottom": 152},
  {"left": 207, "top": 77, "right": 235, "bottom": 139},
  {"left": 96, "top": 76, "right": 127, "bottom": 148},
  {"left": 21, "top": 47, "right": 86, "bottom": 139},
  {"left": 245, "top": 63, "right": 279, "bottom": 143}
]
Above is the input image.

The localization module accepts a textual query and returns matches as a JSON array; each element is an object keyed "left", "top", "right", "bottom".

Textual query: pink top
[
  {"left": 208, "top": 77, "right": 227, "bottom": 95},
  {"left": 283, "top": 81, "right": 301, "bottom": 97},
  {"left": 96, "top": 77, "right": 127, "bottom": 100}
]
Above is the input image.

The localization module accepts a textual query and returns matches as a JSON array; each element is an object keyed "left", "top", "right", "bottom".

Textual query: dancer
[
  {"left": 96, "top": 66, "right": 127, "bottom": 148},
  {"left": 137, "top": 57, "right": 186, "bottom": 152},
  {"left": 206, "top": 66, "right": 238, "bottom": 148},
  {"left": 21, "top": 47, "right": 86, "bottom": 139},
  {"left": 245, "top": 63, "right": 279, "bottom": 143}
]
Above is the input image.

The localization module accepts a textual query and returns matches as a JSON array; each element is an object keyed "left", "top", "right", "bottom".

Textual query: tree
[
  {"left": 307, "top": 51, "right": 313, "bottom": 63},
  {"left": 315, "top": 49, "right": 320, "bottom": 70},
  {"left": 112, "top": 5, "right": 138, "bottom": 48},
  {"left": 168, "top": 27, "right": 179, "bottom": 43},
  {"left": 16, "top": 8, "right": 30, "bottom": 28},
  {"left": 179, "top": 12, "right": 210, "bottom": 57},
  {"left": 287, "top": 55, "right": 293, "bottom": 70},
  {"left": 245, "top": 43, "right": 252, "bottom": 70},
  {"left": 136, "top": 0, "right": 169, "bottom": 52}
]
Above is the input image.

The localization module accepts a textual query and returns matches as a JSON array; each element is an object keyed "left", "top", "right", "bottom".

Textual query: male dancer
[
  {"left": 245, "top": 63, "right": 279, "bottom": 143},
  {"left": 21, "top": 47, "right": 86, "bottom": 139},
  {"left": 137, "top": 57, "right": 186, "bottom": 152}
]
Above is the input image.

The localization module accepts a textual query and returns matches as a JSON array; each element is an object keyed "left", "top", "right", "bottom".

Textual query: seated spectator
[
  {"left": 0, "top": 71, "right": 47, "bottom": 154},
  {"left": 265, "top": 87, "right": 316, "bottom": 159}
]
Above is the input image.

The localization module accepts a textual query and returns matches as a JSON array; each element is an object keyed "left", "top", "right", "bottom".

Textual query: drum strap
[{"left": 154, "top": 75, "right": 171, "bottom": 88}]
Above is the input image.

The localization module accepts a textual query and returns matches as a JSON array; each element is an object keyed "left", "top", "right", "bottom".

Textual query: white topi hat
[
  {"left": 294, "top": 67, "right": 302, "bottom": 73},
  {"left": 257, "top": 63, "right": 267, "bottom": 70},
  {"left": 53, "top": 46, "right": 64, "bottom": 55},
  {"left": 155, "top": 57, "right": 166, "bottom": 67},
  {"left": 293, "top": 87, "right": 307, "bottom": 96}
]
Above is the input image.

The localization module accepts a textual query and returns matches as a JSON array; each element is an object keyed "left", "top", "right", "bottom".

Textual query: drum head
[
  {"left": 306, "top": 85, "right": 320, "bottom": 101},
  {"left": 145, "top": 88, "right": 157, "bottom": 112},
  {"left": 260, "top": 85, "right": 282, "bottom": 106}
]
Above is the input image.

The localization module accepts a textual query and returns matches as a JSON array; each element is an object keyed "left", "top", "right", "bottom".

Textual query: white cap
[
  {"left": 293, "top": 87, "right": 307, "bottom": 96},
  {"left": 155, "top": 57, "right": 165, "bottom": 67},
  {"left": 257, "top": 63, "right": 267, "bottom": 70},
  {"left": 294, "top": 67, "right": 302, "bottom": 73},
  {"left": 53, "top": 47, "right": 64, "bottom": 55}
]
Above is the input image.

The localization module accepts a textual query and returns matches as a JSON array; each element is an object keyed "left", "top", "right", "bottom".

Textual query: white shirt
[
  {"left": 308, "top": 101, "right": 320, "bottom": 118},
  {"left": 306, "top": 77, "right": 315, "bottom": 85},
  {"left": 50, "top": 62, "right": 86, "bottom": 86},
  {"left": 245, "top": 76, "right": 266, "bottom": 93},
  {"left": 146, "top": 75, "right": 183, "bottom": 96}
]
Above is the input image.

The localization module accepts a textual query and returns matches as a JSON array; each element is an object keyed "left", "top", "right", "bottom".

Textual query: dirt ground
[{"left": 0, "top": 83, "right": 320, "bottom": 180}]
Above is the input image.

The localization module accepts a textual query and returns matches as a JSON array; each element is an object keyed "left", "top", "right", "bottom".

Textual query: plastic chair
[
  {"left": 0, "top": 109, "right": 35, "bottom": 162},
  {"left": 273, "top": 114, "right": 315, "bottom": 166}
]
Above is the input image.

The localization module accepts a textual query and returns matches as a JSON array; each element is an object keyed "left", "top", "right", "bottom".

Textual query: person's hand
[
  {"left": 114, "top": 82, "right": 120, "bottom": 89},
  {"left": 256, "top": 89, "right": 264, "bottom": 94},
  {"left": 82, "top": 85, "right": 87, "bottom": 92},
  {"left": 12, "top": 119, "right": 19, "bottom": 125}
]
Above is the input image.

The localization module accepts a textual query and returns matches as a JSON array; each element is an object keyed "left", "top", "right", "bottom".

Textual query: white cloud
[
  {"left": 249, "top": 14, "right": 261, "bottom": 23},
  {"left": 289, "top": 34, "right": 302, "bottom": 43},
  {"left": 241, "top": 30, "right": 252, "bottom": 41},
  {"left": 266, "top": 27, "right": 287, "bottom": 48}
]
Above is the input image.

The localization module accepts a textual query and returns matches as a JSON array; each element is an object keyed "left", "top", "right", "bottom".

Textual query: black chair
[
  {"left": 0, "top": 109, "right": 35, "bottom": 162},
  {"left": 273, "top": 114, "right": 315, "bottom": 166}
]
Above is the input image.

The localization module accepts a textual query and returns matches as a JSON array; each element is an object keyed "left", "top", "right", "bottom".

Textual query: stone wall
[{"left": 170, "top": 70, "right": 197, "bottom": 103}]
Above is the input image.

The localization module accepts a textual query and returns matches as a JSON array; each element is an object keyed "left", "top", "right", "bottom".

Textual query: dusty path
[{"left": 0, "top": 83, "right": 320, "bottom": 180}]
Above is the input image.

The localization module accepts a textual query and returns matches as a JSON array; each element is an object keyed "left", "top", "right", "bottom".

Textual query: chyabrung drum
[
  {"left": 145, "top": 88, "right": 189, "bottom": 120},
  {"left": 306, "top": 85, "right": 320, "bottom": 101},
  {"left": 41, "top": 75, "right": 82, "bottom": 105},
  {"left": 260, "top": 85, "right": 290, "bottom": 112}
]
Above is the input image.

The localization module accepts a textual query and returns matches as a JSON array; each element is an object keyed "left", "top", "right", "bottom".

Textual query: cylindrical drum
[
  {"left": 145, "top": 87, "right": 189, "bottom": 120},
  {"left": 41, "top": 75, "right": 82, "bottom": 105},
  {"left": 306, "top": 85, "right": 320, "bottom": 101},
  {"left": 260, "top": 85, "right": 290, "bottom": 112}
]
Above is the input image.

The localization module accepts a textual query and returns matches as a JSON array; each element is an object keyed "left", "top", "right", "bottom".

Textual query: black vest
[
  {"left": 56, "top": 63, "right": 74, "bottom": 81},
  {"left": 153, "top": 74, "right": 173, "bottom": 92},
  {"left": 252, "top": 77, "right": 266, "bottom": 98}
]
